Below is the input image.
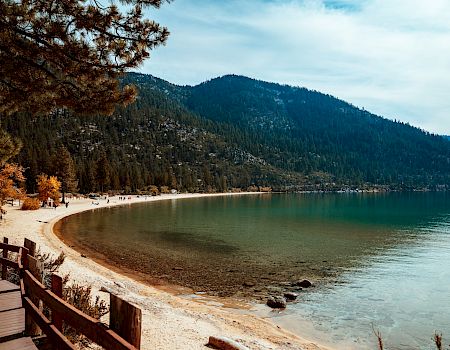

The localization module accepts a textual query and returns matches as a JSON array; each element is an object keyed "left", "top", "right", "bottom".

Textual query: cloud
[{"left": 141, "top": 0, "right": 450, "bottom": 134}]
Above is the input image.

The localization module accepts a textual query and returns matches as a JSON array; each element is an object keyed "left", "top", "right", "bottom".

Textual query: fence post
[
  {"left": 24, "top": 238, "right": 36, "bottom": 257},
  {"left": 2, "top": 237, "right": 8, "bottom": 280},
  {"left": 110, "top": 293, "right": 142, "bottom": 349},
  {"left": 25, "top": 254, "right": 44, "bottom": 336},
  {"left": 51, "top": 274, "right": 63, "bottom": 331}
]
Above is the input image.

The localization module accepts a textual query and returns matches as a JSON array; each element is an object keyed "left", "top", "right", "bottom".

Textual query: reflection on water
[{"left": 57, "top": 192, "right": 450, "bottom": 349}]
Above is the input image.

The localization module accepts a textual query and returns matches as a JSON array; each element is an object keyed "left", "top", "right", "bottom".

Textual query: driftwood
[{"left": 208, "top": 336, "right": 250, "bottom": 350}]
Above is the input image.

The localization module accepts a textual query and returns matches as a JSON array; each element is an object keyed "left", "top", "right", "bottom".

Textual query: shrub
[
  {"left": 35, "top": 248, "right": 108, "bottom": 346},
  {"left": 63, "top": 283, "right": 109, "bottom": 346},
  {"left": 149, "top": 185, "right": 159, "bottom": 196},
  {"left": 21, "top": 197, "right": 41, "bottom": 210},
  {"left": 247, "top": 185, "right": 259, "bottom": 192},
  {"left": 160, "top": 186, "right": 170, "bottom": 194}
]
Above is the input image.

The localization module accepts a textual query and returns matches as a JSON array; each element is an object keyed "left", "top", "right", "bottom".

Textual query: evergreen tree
[
  {"left": 0, "top": 129, "right": 21, "bottom": 166},
  {"left": 0, "top": 0, "right": 170, "bottom": 116},
  {"left": 52, "top": 146, "right": 78, "bottom": 203},
  {"left": 96, "top": 152, "right": 111, "bottom": 193}
]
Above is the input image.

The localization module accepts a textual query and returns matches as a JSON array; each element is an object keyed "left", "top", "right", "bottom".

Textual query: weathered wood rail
[{"left": 0, "top": 237, "right": 142, "bottom": 350}]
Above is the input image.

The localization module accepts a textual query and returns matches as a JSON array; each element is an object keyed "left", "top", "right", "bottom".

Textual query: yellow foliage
[
  {"left": 37, "top": 174, "right": 61, "bottom": 204},
  {"left": 0, "top": 163, "right": 26, "bottom": 209},
  {"left": 21, "top": 197, "right": 41, "bottom": 210}
]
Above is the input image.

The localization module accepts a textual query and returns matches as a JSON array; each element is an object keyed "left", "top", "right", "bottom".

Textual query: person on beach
[{"left": 65, "top": 202, "right": 69, "bottom": 208}]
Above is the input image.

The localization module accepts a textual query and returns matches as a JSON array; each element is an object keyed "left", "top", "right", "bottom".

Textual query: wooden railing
[{"left": 1, "top": 237, "right": 142, "bottom": 350}]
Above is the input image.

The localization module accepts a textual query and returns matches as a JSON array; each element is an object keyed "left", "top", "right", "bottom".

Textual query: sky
[{"left": 139, "top": 0, "right": 450, "bottom": 135}]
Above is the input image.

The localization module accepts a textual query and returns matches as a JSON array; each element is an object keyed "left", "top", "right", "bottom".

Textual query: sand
[{"left": 0, "top": 193, "right": 331, "bottom": 350}]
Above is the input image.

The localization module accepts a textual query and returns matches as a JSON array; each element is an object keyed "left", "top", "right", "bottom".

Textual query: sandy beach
[{"left": 0, "top": 193, "right": 330, "bottom": 350}]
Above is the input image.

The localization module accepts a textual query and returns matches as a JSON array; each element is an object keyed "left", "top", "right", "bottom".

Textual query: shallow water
[{"left": 57, "top": 192, "right": 450, "bottom": 349}]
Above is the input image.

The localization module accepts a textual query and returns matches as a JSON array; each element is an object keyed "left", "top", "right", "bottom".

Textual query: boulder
[
  {"left": 283, "top": 292, "right": 298, "bottom": 301},
  {"left": 266, "top": 296, "right": 287, "bottom": 309},
  {"left": 242, "top": 281, "right": 255, "bottom": 287},
  {"left": 296, "top": 279, "right": 312, "bottom": 288}
]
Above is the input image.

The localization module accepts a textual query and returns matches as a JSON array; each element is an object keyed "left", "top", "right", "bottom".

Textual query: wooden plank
[
  {"left": 23, "top": 297, "right": 76, "bottom": 350},
  {"left": 0, "top": 280, "right": 20, "bottom": 294},
  {"left": 0, "top": 308, "right": 25, "bottom": 338},
  {"left": 0, "top": 291, "right": 22, "bottom": 312},
  {"left": 0, "top": 257, "right": 19, "bottom": 270},
  {"left": 24, "top": 239, "right": 36, "bottom": 257},
  {"left": 0, "top": 241, "right": 21, "bottom": 253},
  {"left": 2, "top": 238, "right": 8, "bottom": 280},
  {"left": 27, "top": 255, "right": 43, "bottom": 281},
  {"left": 50, "top": 274, "right": 63, "bottom": 331},
  {"left": 23, "top": 271, "right": 137, "bottom": 350},
  {"left": 0, "top": 337, "right": 38, "bottom": 350},
  {"left": 110, "top": 294, "right": 142, "bottom": 349},
  {"left": 19, "top": 247, "right": 29, "bottom": 272},
  {"left": 17, "top": 248, "right": 24, "bottom": 270},
  {"left": 25, "top": 255, "right": 43, "bottom": 336}
]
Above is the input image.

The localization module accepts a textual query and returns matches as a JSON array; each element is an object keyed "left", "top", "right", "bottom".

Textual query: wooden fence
[{"left": 0, "top": 237, "right": 142, "bottom": 350}]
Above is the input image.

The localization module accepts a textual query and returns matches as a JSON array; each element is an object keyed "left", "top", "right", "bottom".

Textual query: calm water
[{"left": 58, "top": 193, "right": 450, "bottom": 349}]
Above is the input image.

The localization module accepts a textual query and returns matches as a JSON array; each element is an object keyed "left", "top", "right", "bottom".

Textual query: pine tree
[
  {"left": 52, "top": 146, "right": 78, "bottom": 203},
  {"left": 0, "top": 0, "right": 169, "bottom": 116},
  {"left": 0, "top": 129, "right": 21, "bottom": 166},
  {"left": 96, "top": 152, "right": 111, "bottom": 193}
]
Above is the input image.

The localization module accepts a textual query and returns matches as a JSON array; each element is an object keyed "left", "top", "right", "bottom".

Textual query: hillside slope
[{"left": 3, "top": 73, "right": 449, "bottom": 193}]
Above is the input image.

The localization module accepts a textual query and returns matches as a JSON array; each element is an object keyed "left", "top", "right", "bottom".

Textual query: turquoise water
[{"left": 58, "top": 192, "right": 450, "bottom": 349}]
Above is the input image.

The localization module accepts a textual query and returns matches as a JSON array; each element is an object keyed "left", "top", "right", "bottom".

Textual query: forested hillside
[{"left": 2, "top": 73, "right": 449, "bottom": 193}]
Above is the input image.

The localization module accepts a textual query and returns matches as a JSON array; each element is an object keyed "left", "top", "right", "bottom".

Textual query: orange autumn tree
[
  {"left": 0, "top": 163, "right": 26, "bottom": 212},
  {"left": 37, "top": 174, "right": 61, "bottom": 206}
]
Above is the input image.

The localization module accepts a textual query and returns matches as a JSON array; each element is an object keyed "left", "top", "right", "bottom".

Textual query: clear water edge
[{"left": 56, "top": 192, "right": 450, "bottom": 350}]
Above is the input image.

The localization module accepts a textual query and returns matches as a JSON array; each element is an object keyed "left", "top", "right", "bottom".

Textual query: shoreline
[{"left": 1, "top": 192, "right": 332, "bottom": 350}]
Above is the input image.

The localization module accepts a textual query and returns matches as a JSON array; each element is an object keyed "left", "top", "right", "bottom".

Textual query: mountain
[{"left": 2, "top": 73, "right": 450, "bottom": 193}]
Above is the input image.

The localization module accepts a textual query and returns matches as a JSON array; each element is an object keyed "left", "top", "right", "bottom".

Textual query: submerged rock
[
  {"left": 242, "top": 281, "right": 255, "bottom": 287},
  {"left": 284, "top": 292, "right": 298, "bottom": 301},
  {"left": 266, "top": 296, "right": 287, "bottom": 309},
  {"left": 295, "top": 279, "right": 312, "bottom": 288}
]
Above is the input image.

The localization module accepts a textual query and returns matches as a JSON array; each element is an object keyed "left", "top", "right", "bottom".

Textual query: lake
[{"left": 56, "top": 192, "right": 450, "bottom": 349}]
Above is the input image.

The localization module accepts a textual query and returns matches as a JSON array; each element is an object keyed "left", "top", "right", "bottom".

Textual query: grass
[{"left": 373, "top": 326, "right": 448, "bottom": 350}]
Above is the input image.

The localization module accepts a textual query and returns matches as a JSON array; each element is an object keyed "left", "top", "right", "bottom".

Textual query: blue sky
[{"left": 139, "top": 0, "right": 450, "bottom": 134}]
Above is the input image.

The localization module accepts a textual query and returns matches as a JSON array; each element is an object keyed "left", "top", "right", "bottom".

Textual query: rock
[
  {"left": 114, "top": 281, "right": 126, "bottom": 288},
  {"left": 100, "top": 286, "right": 113, "bottom": 293},
  {"left": 172, "top": 267, "right": 184, "bottom": 271},
  {"left": 296, "top": 279, "right": 312, "bottom": 288},
  {"left": 284, "top": 292, "right": 298, "bottom": 301},
  {"left": 266, "top": 296, "right": 287, "bottom": 309},
  {"left": 242, "top": 281, "right": 255, "bottom": 287},
  {"left": 208, "top": 336, "right": 250, "bottom": 350},
  {"left": 81, "top": 254, "right": 87, "bottom": 258}
]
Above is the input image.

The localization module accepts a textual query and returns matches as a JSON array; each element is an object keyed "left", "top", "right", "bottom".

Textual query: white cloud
[{"left": 141, "top": 0, "right": 450, "bottom": 134}]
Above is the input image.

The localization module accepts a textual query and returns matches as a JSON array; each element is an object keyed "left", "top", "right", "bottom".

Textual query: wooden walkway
[
  {"left": 0, "top": 279, "right": 37, "bottom": 349},
  {"left": 0, "top": 237, "right": 142, "bottom": 350}
]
